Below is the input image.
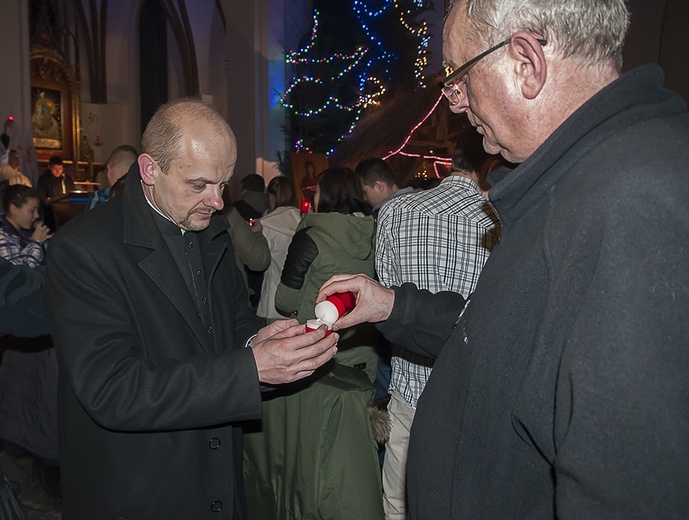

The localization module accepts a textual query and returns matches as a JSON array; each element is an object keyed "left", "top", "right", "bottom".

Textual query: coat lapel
[{"left": 121, "top": 163, "right": 217, "bottom": 352}]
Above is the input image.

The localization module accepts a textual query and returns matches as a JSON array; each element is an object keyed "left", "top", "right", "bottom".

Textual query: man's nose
[{"left": 205, "top": 189, "right": 224, "bottom": 211}]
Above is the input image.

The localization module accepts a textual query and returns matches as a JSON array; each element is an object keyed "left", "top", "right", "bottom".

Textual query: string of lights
[{"left": 282, "top": 1, "right": 430, "bottom": 155}]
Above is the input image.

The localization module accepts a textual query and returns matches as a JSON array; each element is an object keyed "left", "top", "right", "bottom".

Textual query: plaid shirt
[
  {"left": 376, "top": 175, "right": 500, "bottom": 408},
  {"left": 0, "top": 216, "right": 45, "bottom": 268}
]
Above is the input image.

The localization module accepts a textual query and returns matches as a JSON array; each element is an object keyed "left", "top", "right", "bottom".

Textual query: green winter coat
[
  {"left": 275, "top": 211, "right": 375, "bottom": 320},
  {"left": 275, "top": 211, "right": 380, "bottom": 382}
]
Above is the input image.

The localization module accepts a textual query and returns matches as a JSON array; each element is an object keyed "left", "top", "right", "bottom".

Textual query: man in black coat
[
  {"left": 46, "top": 99, "right": 338, "bottom": 519},
  {"left": 318, "top": 0, "right": 689, "bottom": 518}
]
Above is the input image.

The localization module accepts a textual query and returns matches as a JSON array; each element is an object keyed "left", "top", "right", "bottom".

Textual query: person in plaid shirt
[
  {"left": 0, "top": 184, "right": 52, "bottom": 268},
  {"left": 375, "top": 130, "right": 500, "bottom": 519}
]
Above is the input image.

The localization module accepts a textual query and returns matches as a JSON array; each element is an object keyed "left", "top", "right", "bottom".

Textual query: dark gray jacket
[{"left": 380, "top": 65, "right": 689, "bottom": 519}]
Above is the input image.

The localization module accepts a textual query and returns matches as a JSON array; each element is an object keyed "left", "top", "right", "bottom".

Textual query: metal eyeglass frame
[{"left": 439, "top": 38, "right": 547, "bottom": 106}]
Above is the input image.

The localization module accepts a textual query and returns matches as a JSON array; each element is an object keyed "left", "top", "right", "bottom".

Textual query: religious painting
[
  {"left": 31, "top": 87, "right": 63, "bottom": 150},
  {"left": 289, "top": 152, "right": 328, "bottom": 203},
  {"left": 30, "top": 51, "right": 77, "bottom": 163}
]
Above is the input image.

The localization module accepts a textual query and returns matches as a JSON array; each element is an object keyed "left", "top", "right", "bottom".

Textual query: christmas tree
[{"left": 282, "top": 0, "right": 431, "bottom": 156}]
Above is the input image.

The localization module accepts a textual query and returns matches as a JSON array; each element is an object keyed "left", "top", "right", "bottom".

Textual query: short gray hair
[
  {"left": 448, "top": 0, "right": 629, "bottom": 70},
  {"left": 141, "top": 98, "right": 232, "bottom": 173}
]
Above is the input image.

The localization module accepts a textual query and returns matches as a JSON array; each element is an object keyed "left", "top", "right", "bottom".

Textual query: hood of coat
[{"left": 299, "top": 211, "right": 375, "bottom": 261}]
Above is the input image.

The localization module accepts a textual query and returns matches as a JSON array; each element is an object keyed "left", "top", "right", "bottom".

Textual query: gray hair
[
  {"left": 141, "top": 98, "right": 233, "bottom": 173},
  {"left": 448, "top": 0, "right": 629, "bottom": 70}
]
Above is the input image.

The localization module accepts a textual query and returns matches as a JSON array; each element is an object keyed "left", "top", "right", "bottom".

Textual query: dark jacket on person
[
  {"left": 35, "top": 171, "right": 75, "bottom": 203},
  {"left": 0, "top": 259, "right": 48, "bottom": 336},
  {"left": 378, "top": 65, "right": 689, "bottom": 519},
  {"left": 46, "top": 163, "right": 263, "bottom": 519}
]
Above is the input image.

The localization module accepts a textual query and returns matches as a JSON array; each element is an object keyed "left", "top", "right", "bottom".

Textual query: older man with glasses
[{"left": 318, "top": 0, "right": 689, "bottom": 518}]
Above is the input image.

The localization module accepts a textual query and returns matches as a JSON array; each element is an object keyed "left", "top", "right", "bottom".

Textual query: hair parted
[
  {"left": 316, "top": 167, "right": 370, "bottom": 215},
  {"left": 355, "top": 157, "right": 397, "bottom": 188},
  {"left": 448, "top": 0, "right": 629, "bottom": 70},
  {"left": 2, "top": 184, "right": 38, "bottom": 213},
  {"left": 141, "top": 98, "right": 233, "bottom": 173},
  {"left": 267, "top": 176, "right": 296, "bottom": 209}
]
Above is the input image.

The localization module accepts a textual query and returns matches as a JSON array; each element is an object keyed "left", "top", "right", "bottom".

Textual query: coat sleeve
[
  {"left": 0, "top": 259, "right": 49, "bottom": 337},
  {"left": 275, "top": 228, "right": 318, "bottom": 318},
  {"left": 46, "top": 233, "right": 263, "bottom": 432},
  {"left": 376, "top": 283, "right": 464, "bottom": 359},
  {"left": 224, "top": 206, "right": 270, "bottom": 272},
  {"left": 545, "top": 170, "right": 689, "bottom": 519}
]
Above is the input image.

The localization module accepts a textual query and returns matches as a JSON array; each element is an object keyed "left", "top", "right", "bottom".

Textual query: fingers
[
  {"left": 253, "top": 327, "right": 339, "bottom": 385},
  {"left": 317, "top": 273, "right": 366, "bottom": 303},
  {"left": 280, "top": 333, "right": 339, "bottom": 382},
  {"left": 255, "top": 319, "right": 299, "bottom": 343}
]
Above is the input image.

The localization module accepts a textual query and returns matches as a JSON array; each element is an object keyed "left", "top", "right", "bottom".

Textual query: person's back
[
  {"left": 276, "top": 167, "right": 378, "bottom": 380},
  {"left": 256, "top": 176, "right": 301, "bottom": 322},
  {"left": 86, "top": 145, "right": 138, "bottom": 210},
  {"left": 376, "top": 132, "right": 500, "bottom": 518}
]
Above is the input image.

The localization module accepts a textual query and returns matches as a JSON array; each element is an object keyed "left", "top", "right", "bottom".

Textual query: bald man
[{"left": 46, "top": 99, "right": 338, "bottom": 519}]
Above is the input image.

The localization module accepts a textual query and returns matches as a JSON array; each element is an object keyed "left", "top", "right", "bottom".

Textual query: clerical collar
[{"left": 141, "top": 180, "right": 186, "bottom": 235}]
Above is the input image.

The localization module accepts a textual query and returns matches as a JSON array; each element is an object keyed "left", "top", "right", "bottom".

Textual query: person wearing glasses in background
[{"left": 317, "top": 0, "right": 689, "bottom": 518}]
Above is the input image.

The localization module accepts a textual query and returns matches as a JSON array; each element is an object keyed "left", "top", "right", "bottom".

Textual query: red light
[
  {"left": 300, "top": 199, "right": 311, "bottom": 214},
  {"left": 8, "top": 116, "right": 14, "bottom": 121}
]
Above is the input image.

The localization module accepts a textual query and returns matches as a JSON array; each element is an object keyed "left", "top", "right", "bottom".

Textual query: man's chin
[{"left": 180, "top": 216, "right": 212, "bottom": 232}]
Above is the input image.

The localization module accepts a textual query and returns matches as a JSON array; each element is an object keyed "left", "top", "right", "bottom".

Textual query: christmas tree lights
[{"left": 282, "top": 1, "right": 431, "bottom": 156}]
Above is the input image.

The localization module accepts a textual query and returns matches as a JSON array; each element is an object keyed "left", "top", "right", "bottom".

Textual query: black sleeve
[
  {"left": 1, "top": 132, "right": 9, "bottom": 151},
  {"left": 0, "top": 259, "right": 50, "bottom": 337},
  {"left": 280, "top": 227, "right": 318, "bottom": 290},
  {"left": 376, "top": 283, "right": 465, "bottom": 358}
]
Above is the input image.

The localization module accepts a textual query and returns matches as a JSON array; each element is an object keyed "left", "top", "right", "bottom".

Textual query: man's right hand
[
  {"left": 317, "top": 273, "right": 395, "bottom": 330},
  {"left": 251, "top": 319, "right": 338, "bottom": 384}
]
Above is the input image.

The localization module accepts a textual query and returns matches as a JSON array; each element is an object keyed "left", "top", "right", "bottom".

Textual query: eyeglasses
[{"left": 439, "top": 38, "right": 547, "bottom": 106}]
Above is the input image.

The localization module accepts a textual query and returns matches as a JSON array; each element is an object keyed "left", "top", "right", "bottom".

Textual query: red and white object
[{"left": 304, "top": 292, "right": 356, "bottom": 335}]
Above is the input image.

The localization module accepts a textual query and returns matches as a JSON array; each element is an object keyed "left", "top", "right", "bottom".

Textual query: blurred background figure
[
  {"left": 233, "top": 173, "right": 269, "bottom": 308},
  {"left": 222, "top": 204, "right": 270, "bottom": 307},
  {"left": 0, "top": 184, "right": 59, "bottom": 515},
  {"left": 355, "top": 158, "right": 413, "bottom": 219},
  {"left": 0, "top": 150, "right": 32, "bottom": 187},
  {"left": 86, "top": 145, "right": 138, "bottom": 210},
  {"left": 255, "top": 176, "right": 300, "bottom": 324},
  {"left": 0, "top": 185, "right": 51, "bottom": 268},
  {"left": 35, "top": 156, "right": 75, "bottom": 204},
  {"left": 234, "top": 173, "right": 267, "bottom": 221}
]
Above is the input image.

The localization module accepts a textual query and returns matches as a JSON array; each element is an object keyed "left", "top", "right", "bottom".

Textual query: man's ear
[
  {"left": 138, "top": 153, "right": 157, "bottom": 186},
  {"left": 509, "top": 31, "right": 547, "bottom": 100}
]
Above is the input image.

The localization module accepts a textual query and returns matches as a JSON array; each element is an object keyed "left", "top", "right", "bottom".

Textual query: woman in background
[
  {"left": 0, "top": 184, "right": 51, "bottom": 267},
  {"left": 0, "top": 184, "right": 59, "bottom": 507},
  {"left": 255, "top": 176, "right": 301, "bottom": 324},
  {"left": 275, "top": 166, "right": 379, "bottom": 382},
  {"left": 248, "top": 168, "right": 384, "bottom": 519}
]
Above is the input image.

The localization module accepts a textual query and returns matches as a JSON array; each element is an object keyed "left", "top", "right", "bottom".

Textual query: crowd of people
[{"left": 0, "top": 0, "right": 687, "bottom": 519}]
